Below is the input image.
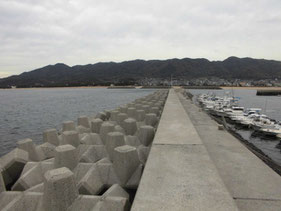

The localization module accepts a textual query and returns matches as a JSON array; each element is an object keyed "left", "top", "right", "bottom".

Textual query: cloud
[{"left": 0, "top": 0, "right": 281, "bottom": 77}]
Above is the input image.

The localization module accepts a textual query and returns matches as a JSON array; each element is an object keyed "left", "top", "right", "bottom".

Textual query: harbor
[
  {"left": 0, "top": 88, "right": 281, "bottom": 210},
  {"left": 133, "top": 88, "right": 281, "bottom": 210},
  {"left": 188, "top": 88, "right": 281, "bottom": 166}
]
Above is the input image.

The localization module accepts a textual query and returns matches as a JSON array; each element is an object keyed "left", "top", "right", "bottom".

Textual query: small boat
[{"left": 258, "top": 125, "right": 281, "bottom": 137}]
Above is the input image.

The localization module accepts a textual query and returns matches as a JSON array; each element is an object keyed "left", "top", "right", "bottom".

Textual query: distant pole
[{"left": 170, "top": 75, "right": 173, "bottom": 87}]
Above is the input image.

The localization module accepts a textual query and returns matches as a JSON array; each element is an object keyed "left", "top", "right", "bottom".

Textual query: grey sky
[{"left": 1, "top": 0, "right": 281, "bottom": 78}]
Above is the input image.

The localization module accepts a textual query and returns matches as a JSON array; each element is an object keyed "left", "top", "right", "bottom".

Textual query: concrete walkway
[
  {"left": 178, "top": 92, "right": 281, "bottom": 211},
  {"left": 131, "top": 89, "right": 239, "bottom": 211}
]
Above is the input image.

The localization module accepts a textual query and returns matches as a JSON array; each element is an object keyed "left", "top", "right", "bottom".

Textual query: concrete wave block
[
  {"left": 78, "top": 116, "right": 90, "bottom": 128},
  {"left": 41, "top": 157, "right": 54, "bottom": 164},
  {"left": 119, "top": 105, "right": 128, "bottom": 113},
  {"left": 74, "top": 163, "right": 92, "bottom": 182},
  {"left": 106, "top": 132, "right": 125, "bottom": 161},
  {"left": 136, "top": 110, "right": 145, "bottom": 122},
  {"left": 80, "top": 133, "right": 103, "bottom": 145},
  {"left": 91, "top": 118, "right": 103, "bottom": 133},
  {"left": 115, "top": 125, "right": 125, "bottom": 134},
  {"left": 1, "top": 192, "right": 42, "bottom": 211},
  {"left": 127, "top": 107, "right": 137, "bottom": 119},
  {"left": 96, "top": 163, "right": 120, "bottom": 185},
  {"left": 135, "top": 104, "right": 142, "bottom": 110},
  {"left": 96, "top": 112, "right": 107, "bottom": 121},
  {"left": 38, "top": 142, "right": 56, "bottom": 159},
  {"left": 0, "top": 148, "right": 28, "bottom": 187},
  {"left": 113, "top": 145, "right": 140, "bottom": 185},
  {"left": 0, "top": 168, "right": 5, "bottom": 192},
  {"left": 127, "top": 102, "right": 135, "bottom": 107},
  {"left": 79, "top": 145, "right": 108, "bottom": 163},
  {"left": 17, "top": 139, "right": 44, "bottom": 161},
  {"left": 92, "top": 196, "right": 130, "bottom": 211},
  {"left": 79, "top": 146, "right": 99, "bottom": 163},
  {"left": 125, "top": 135, "right": 141, "bottom": 147},
  {"left": 96, "top": 157, "right": 111, "bottom": 164},
  {"left": 62, "top": 121, "right": 76, "bottom": 132},
  {"left": 141, "top": 105, "right": 150, "bottom": 113},
  {"left": 104, "top": 110, "right": 111, "bottom": 119},
  {"left": 40, "top": 161, "right": 54, "bottom": 173},
  {"left": 54, "top": 145, "right": 78, "bottom": 170},
  {"left": 123, "top": 118, "right": 137, "bottom": 135},
  {"left": 102, "top": 184, "right": 129, "bottom": 199},
  {"left": 77, "top": 145, "right": 90, "bottom": 159},
  {"left": 12, "top": 163, "right": 43, "bottom": 191},
  {"left": 150, "top": 106, "right": 160, "bottom": 116},
  {"left": 100, "top": 122, "right": 115, "bottom": 144},
  {"left": 12, "top": 161, "right": 53, "bottom": 191},
  {"left": 78, "top": 164, "right": 105, "bottom": 195},
  {"left": 43, "top": 128, "right": 59, "bottom": 146},
  {"left": 78, "top": 133, "right": 88, "bottom": 141},
  {"left": 126, "top": 164, "right": 143, "bottom": 189},
  {"left": 116, "top": 113, "right": 128, "bottom": 127},
  {"left": 137, "top": 145, "right": 150, "bottom": 165},
  {"left": 42, "top": 167, "right": 78, "bottom": 211},
  {"left": 0, "top": 191, "right": 22, "bottom": 209},
  {"left": 19, "top": 162, "right": 37, "bottom": 176},
  {"left": 67, "top": 195, "right": 100, "bottom": 211},
  {"left": 138, "top": 125, "right": 155, "bottom": 146},
  {"left": 154, "top": 102, "right": 162, "bottom": 108},
  {"left": 61, "top": 131, "right": 80, "bottom": 147},
  {"left": 25, "top": 182, "right": 44, "bottom": 193},
  {"left": 144, "top": 113, "right": 158, "bottom": 126},
  {"left": 110, "top": 110, "right": 119, "bottom": 121},
  {"left": 93, "top": 145, "right": 108, "bottom": 161},
  {"left": 76, "top": 125, "right": 91, "bottom": 134}
]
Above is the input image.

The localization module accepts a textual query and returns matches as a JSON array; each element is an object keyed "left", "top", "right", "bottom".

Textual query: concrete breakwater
[
  {"left": 132, "top": 89, "right": 281, "bottom": 211},
  {"left": 256, "top": 89, "right": 281, "bottom": 96},
  {"left": 0, "top": 90, "right": 168, "bottom": 210}
]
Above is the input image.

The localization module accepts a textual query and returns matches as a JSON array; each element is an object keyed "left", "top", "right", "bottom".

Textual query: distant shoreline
[
  {"left": 1, "top": 86, "right": 281, "bottom": 90},
  {"left": 0, "top": 86, "right": 108, "bottom": 90},
  {"left": 221, "top": 86, "right": 281, "bottom": 90}
]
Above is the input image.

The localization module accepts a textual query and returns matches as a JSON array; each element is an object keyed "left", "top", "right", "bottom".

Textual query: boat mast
[{"left": 264, "top": 97, "right": 268, "bottom": 115}]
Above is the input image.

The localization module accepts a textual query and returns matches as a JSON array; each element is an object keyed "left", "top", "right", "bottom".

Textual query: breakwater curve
[{"left": 0, "top": 90, "right": 168, "bottom": 210}]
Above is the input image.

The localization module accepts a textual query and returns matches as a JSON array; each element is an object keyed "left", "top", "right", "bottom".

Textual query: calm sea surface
[
  {"left": 0, "top": 88, "right": 154, "bottom": 156},
  {"left": 189, "top": 89, "right": 281, "bottom": 165}
]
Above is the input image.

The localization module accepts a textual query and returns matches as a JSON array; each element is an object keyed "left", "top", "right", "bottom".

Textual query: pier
[
  {"left": 132, "top": 88, "right": 281, "bottom": 210},
  {"left": 0, "top": 88, "right": 281, "bottom": 210}
]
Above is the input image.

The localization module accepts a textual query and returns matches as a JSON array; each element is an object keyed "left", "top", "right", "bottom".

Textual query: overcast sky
[{"left": 1, "top": 0, "right": 281, "bottom": 78}]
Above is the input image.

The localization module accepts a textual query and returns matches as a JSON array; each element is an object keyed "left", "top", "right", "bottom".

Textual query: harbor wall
[
  {"left": 1, "top": 88, "right": 281, "bottom": 210},
  {"left": 132, "top": 88, "right": 281, "bottom": 211},
  {"left": 256, "top": 89, "right": 281, "bottom": 96},
  {"left": 0, "top": 90, "right": 168, "bottom": 210}
]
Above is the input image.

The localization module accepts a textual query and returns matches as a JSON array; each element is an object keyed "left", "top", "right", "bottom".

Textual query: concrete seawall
[
  {"left": 132, "top": 89, "right": 281, "bottom": 210},
  {"left": 132, "top": 89, "right": 238, "bottom": 210},
  {"left": 1, "top": 88, "right": 281, "bottom": 210},
  {"left": 0, "top": 90, "right": 168, "bottom": 210}
]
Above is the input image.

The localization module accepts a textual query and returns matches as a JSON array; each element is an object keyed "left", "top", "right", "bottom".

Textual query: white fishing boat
[{"left": 258, "top": 125, "right": 281, "bottom": 136}]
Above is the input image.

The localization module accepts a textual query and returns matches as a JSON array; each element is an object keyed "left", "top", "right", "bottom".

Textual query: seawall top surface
[
  {"left": 153, "top": 89, "right": 202, "bottom": 145},
  {"left": 132, "top": 89, "right": 238, "bottom": 211}
]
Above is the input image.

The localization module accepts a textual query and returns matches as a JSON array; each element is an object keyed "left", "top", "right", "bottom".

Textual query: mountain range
[{"left": 1, "top": 56, "right": 281, "bottom": 88}]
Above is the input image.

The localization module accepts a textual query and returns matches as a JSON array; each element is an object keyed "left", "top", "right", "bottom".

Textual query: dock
[{"left": 132, "top": 88, "right": 281, "bottom": 210}]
